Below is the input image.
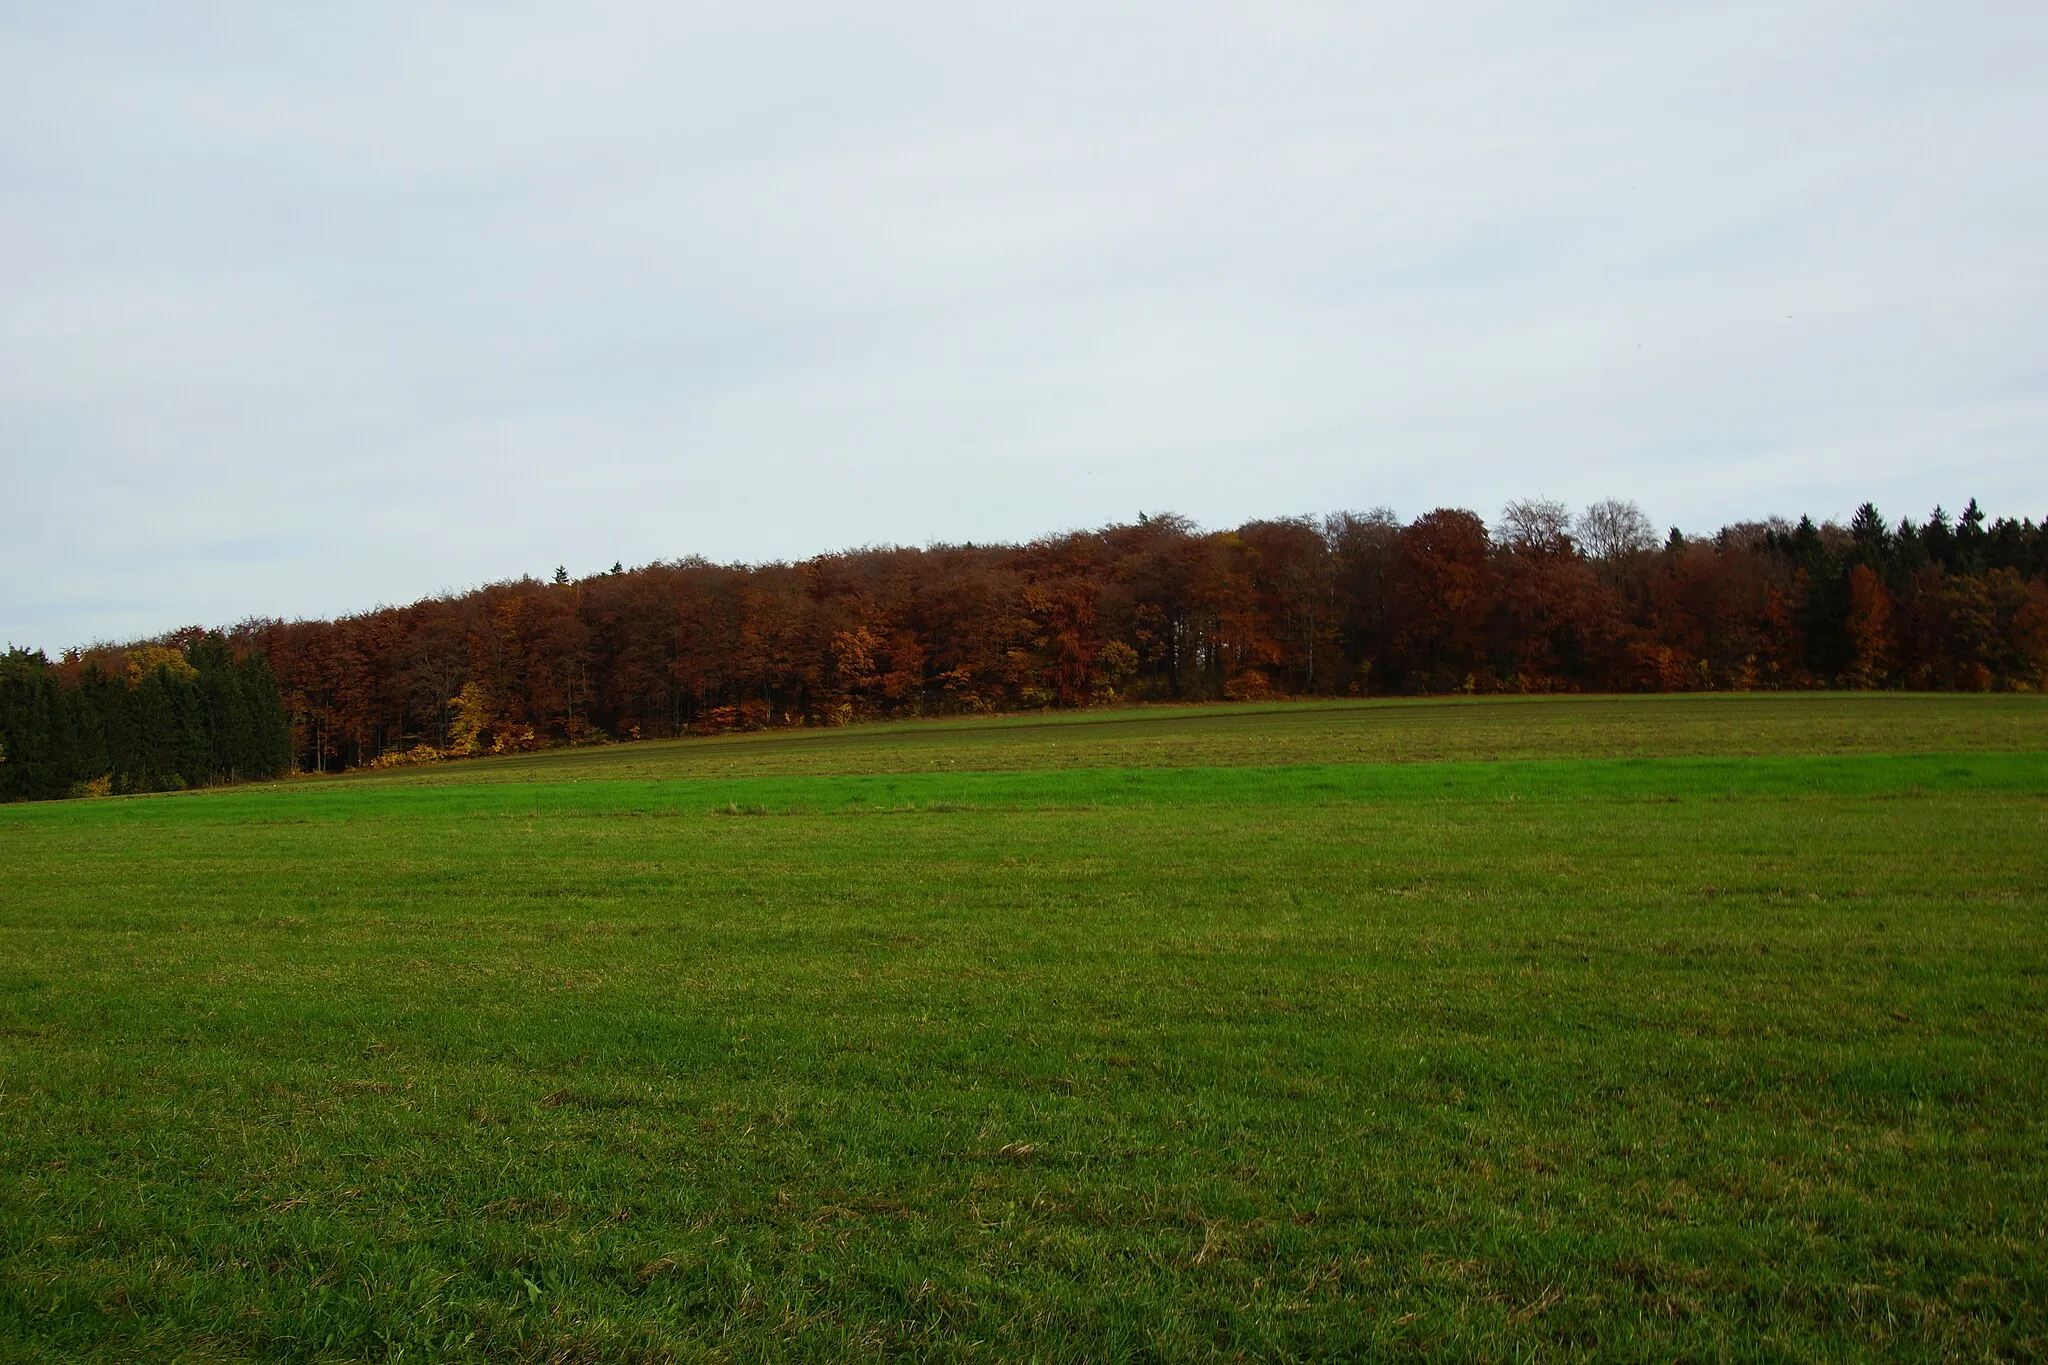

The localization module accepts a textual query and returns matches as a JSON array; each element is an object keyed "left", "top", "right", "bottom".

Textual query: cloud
[{"left": 3, "top": 0, "right": 2043, "bottom": 649}]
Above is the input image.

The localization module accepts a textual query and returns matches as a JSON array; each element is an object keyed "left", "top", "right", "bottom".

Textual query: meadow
[{"left": 2, "top": 694, "right": 2045, "bottom": 1362}]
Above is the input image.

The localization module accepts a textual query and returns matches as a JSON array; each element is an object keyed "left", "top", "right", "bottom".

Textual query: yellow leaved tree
[
  {"left": 447, "top": 682, "right": 497, "bottom": 755},
  {"left": 125, "top": 645, "right": 198, "bottom": 687}
]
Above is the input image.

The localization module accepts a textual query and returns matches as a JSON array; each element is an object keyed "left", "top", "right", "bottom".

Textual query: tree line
[
  {"left": 14, "top": 496, "right": 2048, "bottom": 788},
  {"left": 0, "top": 634, "right": 295, "bottom": 801}
]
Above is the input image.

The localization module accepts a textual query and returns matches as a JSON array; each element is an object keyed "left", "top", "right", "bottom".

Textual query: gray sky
[{"left": 4, "top": 2, "right": 2043, "bottom": 652}]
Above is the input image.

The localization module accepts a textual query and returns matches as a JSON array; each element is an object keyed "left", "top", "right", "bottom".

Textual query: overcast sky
[{"left": 3, "top": 2, "right": 2043, "bottom": 651}]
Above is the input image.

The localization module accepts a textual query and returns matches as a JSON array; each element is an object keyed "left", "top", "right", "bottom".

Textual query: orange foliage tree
[{"left": 145, "top": 498, "right": 2045, "bottom": 773}]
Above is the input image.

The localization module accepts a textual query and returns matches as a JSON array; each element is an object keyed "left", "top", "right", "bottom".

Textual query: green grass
[
  {"left": 316, "top": 692, "right": 2048, "bottom": 786},
  {"left": 3, "top": 696, "right": 2045, "bottom": 1361}
]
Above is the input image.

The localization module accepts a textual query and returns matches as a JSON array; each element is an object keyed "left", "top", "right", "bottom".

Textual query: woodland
[
  {"left": 5, "top": 496, "right": 2047, "bottom": 790},
  {"left": 0, "top": 634, "right": 293, "bottom": 801}
]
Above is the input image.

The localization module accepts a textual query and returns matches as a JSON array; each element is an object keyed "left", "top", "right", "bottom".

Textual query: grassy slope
[
  {"left": 2, "top": 696, "right": 2045, "bottom": 1362},
  {"left": 307, "top": 692, "right": 2048, "bottom": 786}
]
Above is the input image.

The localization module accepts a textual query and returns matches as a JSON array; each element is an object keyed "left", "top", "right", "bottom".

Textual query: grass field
[
  {"left": 3, "top": 695, "right": 2045, "bottom": 1361},
  {"left": 326, "top": 692, "right": 2048, "bottom": 785}
]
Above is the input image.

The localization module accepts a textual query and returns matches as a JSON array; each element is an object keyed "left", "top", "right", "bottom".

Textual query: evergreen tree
[
  {"left": 235, "top": 649, "right": 295, "bottom": 779},
  {"left": 0, "top": 650, "right": 68, "bottom": 801},
  {"left": 67, "top": 665, "right": 115, "bottom": 789},
  {"left": 1923, "top": 507, "right": 1956, "bottom": 569},
  {"left": 127, "top": 665, "right": 183, "bottom": 790},
  {"left": 1954, "top": 499, "right": 1988, "bottom": 574},
  {"left": 190, "top": 634, "right": 247, "bottom": 782},
  {"left": 1848, "top": 503, "right": 1890, "bottom": 569}
]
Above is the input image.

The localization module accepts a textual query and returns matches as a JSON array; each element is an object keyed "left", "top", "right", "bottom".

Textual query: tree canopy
[
  {"left": 18, "top": 498, "right": 2047, "bottom": 790},
  {"left": 1, "top": 633, "right": 293, "bottom": 802}
]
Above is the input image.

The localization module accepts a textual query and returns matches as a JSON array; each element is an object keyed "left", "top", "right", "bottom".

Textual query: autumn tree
[
  {"left": 1387, "top": 509, "right": 1493, "bottom": 692},
  {"left": 18, "top": 497, "right": 2045, "bottom": 796}
]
